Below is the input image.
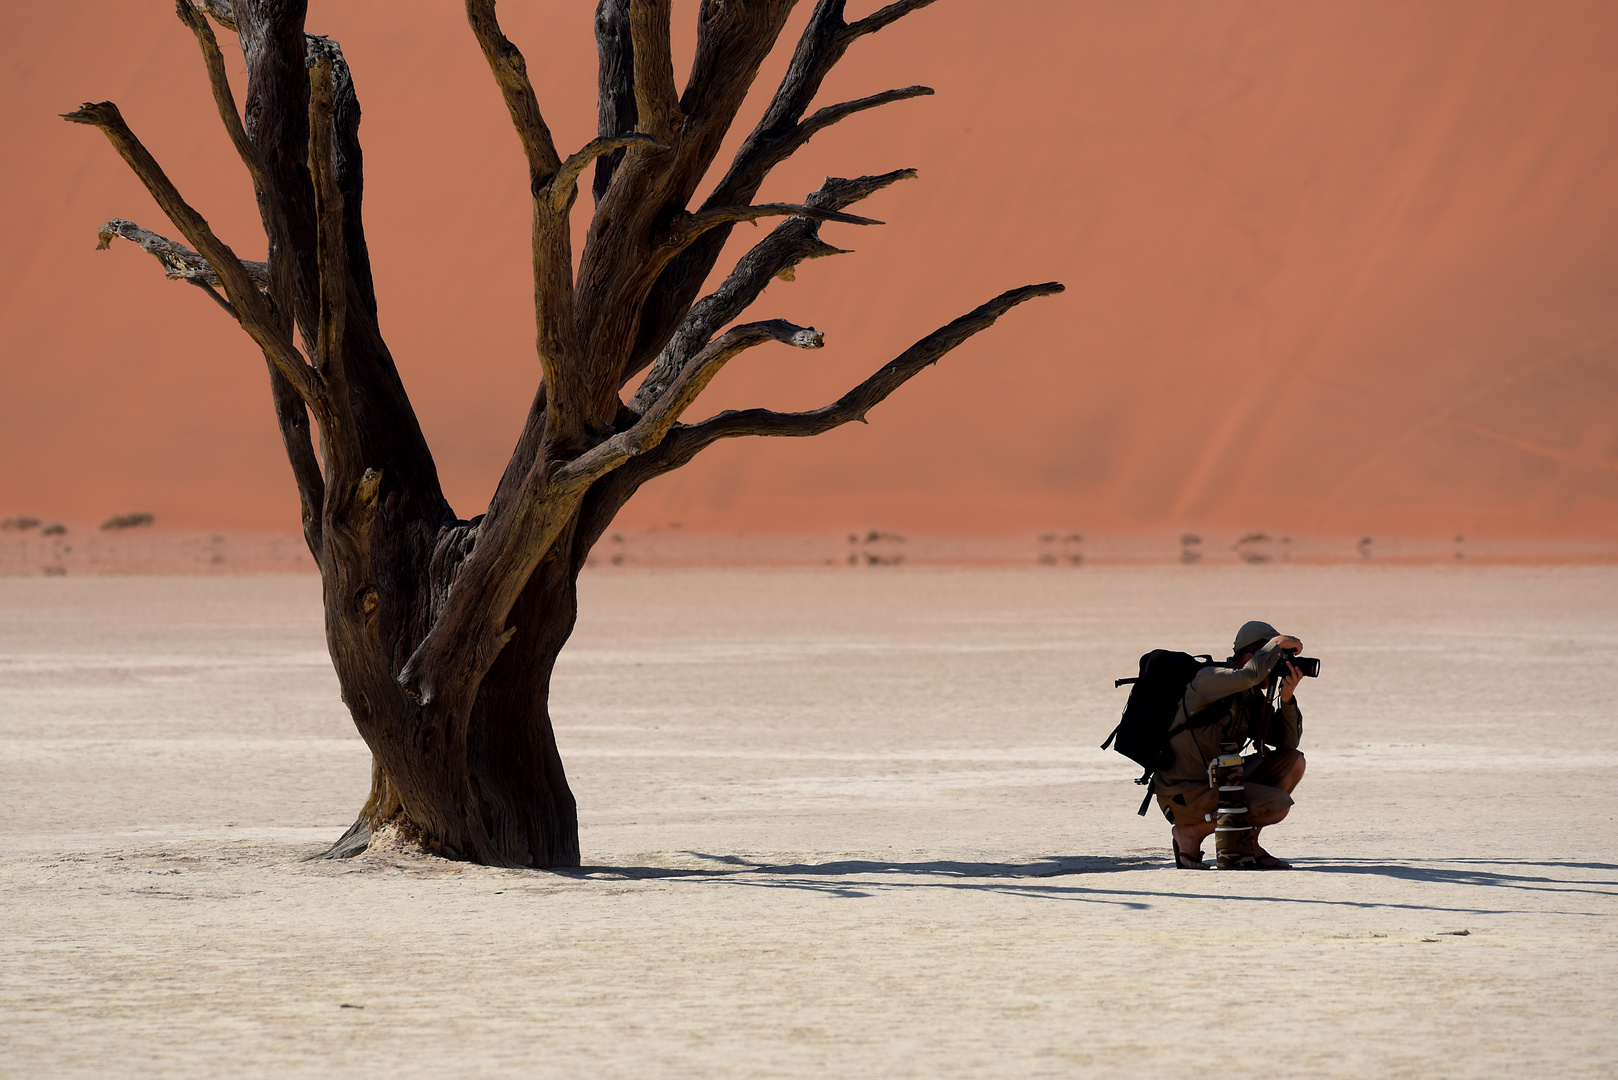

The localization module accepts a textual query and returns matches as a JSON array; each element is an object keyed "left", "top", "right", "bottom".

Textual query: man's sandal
[
  {"left": 1172, "top": 838, "right": 1210, "bottom": 870},
  {"left": 1254, "top": 849, "right": 1293, "bottom": 870}
]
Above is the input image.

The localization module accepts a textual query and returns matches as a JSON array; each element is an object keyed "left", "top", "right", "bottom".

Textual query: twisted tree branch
[
  {"left": 466, "top": 8, "right": 663, "bottom": 446},
  {"left": 593, "top": 0, "right": 636, "bottom": 202},
  {"left": 466, "top": 0, "right": 562, "bottom": 192},
  {"left": 663, "top": 202, "right": 879, "bottom": 258},
  {"left": 97, "top": 6, "right": 338, "bottom": 559},
  {"left": 565, "top": 319, "right": 823, "bottom": 485},
  {"left": 629, "top": 0, "right": 680, "bottom": 142},
  {"left": 552, "top": 133, "right": 665, "bottom": 213},
  {"left": 271, "top": 366, "right": 326, "bottom": 559},
  {"left": 651, "top": 282, "right": 1064, "bottom": 469},
  {"left": 631, "top": 170, "right": 915, "bottom": 411},
  {"left": 680, "top": 1, "right": 798, "bottom": 156},
  {"left": 64, "top": 101, "right": 319, "bottom": 405},
  {"left": 709, "top": 0, "right": 938, "bottom": 211},
  {"left": 576, "top": 280, "right": 1062, "bottom": 563},
  {"left": 796, "top": 84, "right": 933, "bottom": 147},
  {"left": 89, "top": 236, "right": 326, "bottom": 562},
  {"left": 190, "top": 0, "right": 238, "bottom": 32},
  {"left": 95, "top": 218, "right": 270, "bottom": 293},
  {"left": 309, "top": 56, "right": 347, "bottom": 381},
  {"left": 852, "top": 0, "right": 942, "bottom": 38},
  {"left": 618, "top": 0, "right": 938, "bottom": 392},
  {"left": 576, "top": 0, "right": 799, "bottom": 414},
  {"left": 175, "top": 1, "right": 267, "bottom": 192}
]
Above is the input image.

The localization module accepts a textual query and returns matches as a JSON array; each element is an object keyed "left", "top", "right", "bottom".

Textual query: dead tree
[{"left": 66, "top": 0, "right": 1062, "bottom": 867}]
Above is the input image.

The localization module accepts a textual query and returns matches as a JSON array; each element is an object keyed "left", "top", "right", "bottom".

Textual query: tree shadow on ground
[
  {"left": 561, "top": 854, "right": 1616, "bottom": 915},
  {"left": 569, "top": 854, "right": 1158, "bottom": 881}
]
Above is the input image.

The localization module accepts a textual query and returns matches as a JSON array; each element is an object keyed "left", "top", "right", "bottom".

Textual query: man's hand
[
  {"left": 1270, "top": 635, "right": 1304, "bottom": 702},
  {"left": 1279, "top": 661, "right": 1304, "bottom": 702}
]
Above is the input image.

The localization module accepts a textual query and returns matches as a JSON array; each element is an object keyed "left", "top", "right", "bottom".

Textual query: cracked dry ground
[{"left": 3, "top": 568, "right": 1615, "bottom": 1077}]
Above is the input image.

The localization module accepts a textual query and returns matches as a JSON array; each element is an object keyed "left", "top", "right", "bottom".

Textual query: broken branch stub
[{"left": 95, "top": 218, "right": 270, "bottom": 292}]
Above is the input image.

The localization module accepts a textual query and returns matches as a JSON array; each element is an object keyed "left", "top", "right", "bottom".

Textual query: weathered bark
[{"left": 68, "top": 0, "right": 1062, "bottom": 868}]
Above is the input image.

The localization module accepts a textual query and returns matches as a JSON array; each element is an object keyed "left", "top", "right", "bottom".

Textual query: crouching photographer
[{"left": 1156, "top": 620, "right": 1311, "bottom": 870}]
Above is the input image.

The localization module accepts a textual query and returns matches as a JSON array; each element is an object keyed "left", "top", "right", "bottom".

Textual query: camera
[{"left": 1273, "top": 651, "right": 1320, "bottom": 679}]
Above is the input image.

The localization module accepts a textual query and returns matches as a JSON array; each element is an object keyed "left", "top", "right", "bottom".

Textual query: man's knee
[
  {"left": 1251, "top": 801, "right": 1291, "bottom": 826},
  {"left": 1284, "top": 749, "right": 1306, "bottom": 786},
  {"left": 1270, "top": 747, "right": 1304, "bottom": 769},
  {"left": 1261, "top": 748, "right": 1305, "bottom": 791},
  {"left": 1245, "top": 781, "right": 1294, "bottom": 826}
]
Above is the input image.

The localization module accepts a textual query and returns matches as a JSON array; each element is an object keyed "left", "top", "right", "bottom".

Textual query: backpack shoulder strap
[
  {"left": 1136, "top": 777, "right": 1155, "bottom": 816},
  {"left": 1163, "top": 657, "right": 1222, "bottom": 738}
]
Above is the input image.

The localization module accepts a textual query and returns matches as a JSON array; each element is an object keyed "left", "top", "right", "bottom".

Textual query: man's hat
[{"left": 1233, "top": 620, "right": 1281, "bottom": 654}]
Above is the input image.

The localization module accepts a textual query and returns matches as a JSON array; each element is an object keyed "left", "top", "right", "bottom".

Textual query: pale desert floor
[{"left": 1, "top": 567, "right": 1615, "bottom": 1078}]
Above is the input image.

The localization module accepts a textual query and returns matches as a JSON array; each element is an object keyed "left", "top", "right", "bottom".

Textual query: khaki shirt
[{"left": 1156, "top": 639, "right": 1304, "bottom": 792}]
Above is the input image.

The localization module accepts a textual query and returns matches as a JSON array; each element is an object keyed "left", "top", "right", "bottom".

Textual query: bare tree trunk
[
  {"left": 326, "top": 545, "right": 582, "bottom": 866},
  {"left": 67, "top": 0, "right": 1061, "bottom": 868}
]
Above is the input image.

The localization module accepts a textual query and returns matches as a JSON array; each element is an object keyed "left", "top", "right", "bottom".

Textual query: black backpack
[{"left": 1101, "top": 650, "right": 1221, "bottom": 815}]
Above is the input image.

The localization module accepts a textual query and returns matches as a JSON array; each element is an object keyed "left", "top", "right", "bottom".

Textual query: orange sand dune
[{"left": 1, "top": 1, "right": 1614, "bottom": 539}]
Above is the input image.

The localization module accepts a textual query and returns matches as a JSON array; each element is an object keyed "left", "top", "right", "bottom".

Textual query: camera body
[{"left": 1273, "top": 650, "right": 1320, "bottom": 679}]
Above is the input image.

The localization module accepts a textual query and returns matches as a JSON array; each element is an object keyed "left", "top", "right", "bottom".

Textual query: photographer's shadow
[{"left": 1289, "top": 857, "right": 1618, "bottom": 897}]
